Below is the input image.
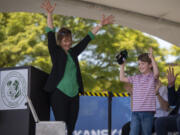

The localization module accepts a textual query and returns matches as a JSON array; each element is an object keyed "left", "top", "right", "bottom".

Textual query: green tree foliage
[
  {"left": 171, "top": 45, "right": 180, "bottom": 63},
  {"left": 0, "top": 12, "right": 179, "bottom": 92},
  {"left": 0, "top": 12, "right": 49, "bottom": 70}
]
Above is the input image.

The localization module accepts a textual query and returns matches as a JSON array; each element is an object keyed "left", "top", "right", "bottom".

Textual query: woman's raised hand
[
  {"left": 100, "top": 14, "right": 114, "bottom": 26},
  {"left": 91, "top": 14, "right": 115, "bottom": 35},
  {"left": 41, "top": 0, "right": 56, "bottom": 14}
]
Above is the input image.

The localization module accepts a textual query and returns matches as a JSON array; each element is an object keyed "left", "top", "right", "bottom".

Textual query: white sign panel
[{"left": 0, "top": 69, "right": 28, "bottom": 110}]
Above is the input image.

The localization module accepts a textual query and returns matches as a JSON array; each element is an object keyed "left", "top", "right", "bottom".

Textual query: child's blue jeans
[{"left": 129, "top": 111, "right": 154, "bottom": 135}]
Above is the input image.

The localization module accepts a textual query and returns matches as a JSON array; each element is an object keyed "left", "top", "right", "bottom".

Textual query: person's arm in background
[
  {"left": 167, "top": 67, "right": 180, "bottom": 106},
  {"left": 124, "top": 83, "right": 132, "bottom": 95},
  {"left": 148, "top": 48, "right": 159, "bottom": 79},
  {"left": 155, "top": 80, "right": 169, "bottom": 111},
  {"left": 123, "top": 83, "right": 133, "bottom": 112}
]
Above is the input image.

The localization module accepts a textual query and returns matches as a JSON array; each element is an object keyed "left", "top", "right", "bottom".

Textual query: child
[
  {"left": 120, "top": 48, "right": 159, "bottom": 135},
  {"left": 121, "top": 80, "right": 170, "bottom": 135}
]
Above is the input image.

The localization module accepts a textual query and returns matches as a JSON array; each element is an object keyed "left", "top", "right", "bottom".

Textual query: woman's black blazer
[{"left": 44, "top": 31, "right": 92, "bottom": 93}]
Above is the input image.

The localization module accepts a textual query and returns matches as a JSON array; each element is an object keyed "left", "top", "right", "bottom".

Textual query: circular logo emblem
[{"left": 1, "top": 71, "right": 27, "bottom": 108}]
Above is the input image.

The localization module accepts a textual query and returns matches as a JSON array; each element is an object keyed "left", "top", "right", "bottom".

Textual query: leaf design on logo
[
  {"left": 7, "top": 81, "right": 12, "bottom": 86},
  {"left": 13, "top": 80, "right": 19, "bottom": 91},
  {"left": 15, "top": 90, "right": 21, "bottom": 98},
  {"left": 13, "top": 80, "right": 21, "bottom": 98}
]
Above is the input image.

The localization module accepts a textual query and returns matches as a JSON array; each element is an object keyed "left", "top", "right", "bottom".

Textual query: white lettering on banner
[
  {"left": 118, "top": 130, "right": 122, "bottom": 135},
  {"left": 84, "top": 130, "right": 90, "bottom": 135},
  {"left": 112, "top": 129, "right": 117, "bottom": 135},
  {"left": 73, "top": 129, "right": 122, "bottom": 135},
  {"left": 91, "top": 130, "right": 100, "bottom": 135},
  {"left": 74, "top": 130, "right": 82, "bottom": 135},
  {"left": 101, "top": 129, "right": 108, "bottom": 135}
]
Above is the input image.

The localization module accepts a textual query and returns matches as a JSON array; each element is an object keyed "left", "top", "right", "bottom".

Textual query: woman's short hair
[{"left": 57, "top": 27, "right": 72, "bottom": 44}]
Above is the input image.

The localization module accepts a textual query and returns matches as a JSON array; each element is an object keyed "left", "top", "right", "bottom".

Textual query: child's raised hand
[
  {"left": 148, "top": 47, "right": 154, "bottom": 59},
  {"left": 41, "top": 0, "right": 56, "bottom": 14}
]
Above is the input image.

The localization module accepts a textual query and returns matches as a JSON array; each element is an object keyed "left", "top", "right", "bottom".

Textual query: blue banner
[
  {"left": 112, "top": 97, "right": 131, "bottom": 135},
  {"left": 50, "top": 96, "right": 131, "bottom": 135}
]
